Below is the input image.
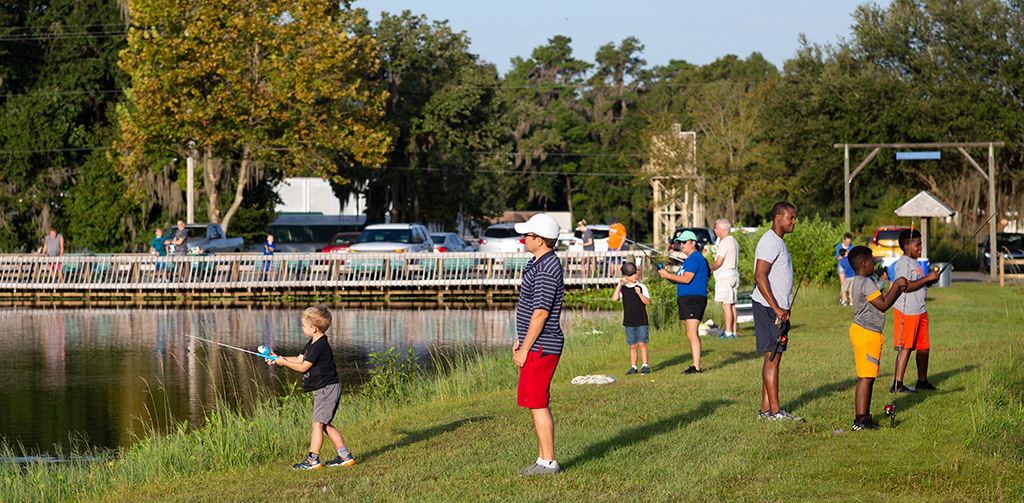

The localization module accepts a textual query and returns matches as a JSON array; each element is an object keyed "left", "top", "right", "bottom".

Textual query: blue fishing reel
[{"left": 257, "top": 345, "right": 278, "bottom": 361}]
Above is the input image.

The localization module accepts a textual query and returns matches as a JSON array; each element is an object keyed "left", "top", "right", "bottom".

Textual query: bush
[{"left": 735, "top": 215, "right": 845, "bottom": 289}]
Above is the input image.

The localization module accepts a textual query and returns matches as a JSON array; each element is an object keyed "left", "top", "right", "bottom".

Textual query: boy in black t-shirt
[
  {"left": 611, "top": 262, "right": 652, "bottom": 375},
  {"left": 267, "top": 305, "right": 354, "bottom": 469}
]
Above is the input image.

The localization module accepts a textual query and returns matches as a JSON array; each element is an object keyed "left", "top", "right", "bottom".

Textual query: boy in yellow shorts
[{"left": 847, "top": 247, "right": 907, "bottom": 430}]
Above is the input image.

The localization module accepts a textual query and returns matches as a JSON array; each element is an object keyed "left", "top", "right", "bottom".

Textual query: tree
[
  {"left": 0, "top": 0, "right": 128, "bottom": 252},
  {"left": 117, "top": 0, "right": 390, "bottom": 233},
  {"left": 358, "top": 10, "right": 509, "bottom": 228}
]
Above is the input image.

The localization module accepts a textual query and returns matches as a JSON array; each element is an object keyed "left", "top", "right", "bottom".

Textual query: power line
[
  {"left": 0, "top": 147, "right": 110, "bottom": 155},
  {"left": 387, "top": 166, "right": 637, "bottom": 177},
  {"left": 1, "top": 89, "right": 123, "bottom": 99}
]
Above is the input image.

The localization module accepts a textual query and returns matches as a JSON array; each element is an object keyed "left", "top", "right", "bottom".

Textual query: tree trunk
[
  {"left": 220, "top": 143, "right": 251, "bottom": 233},
  {"left": 202, "top": 145, "right": 223, "bottom": 224}
]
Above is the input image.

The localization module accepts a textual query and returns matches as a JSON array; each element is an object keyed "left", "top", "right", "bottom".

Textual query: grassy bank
[{"left": 3, "top": 283, "right": 1023, "bottom": 502}]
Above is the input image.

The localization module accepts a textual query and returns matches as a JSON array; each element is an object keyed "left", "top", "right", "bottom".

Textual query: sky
[{"left": 358, "top": 0, "right": 890, "bottom": 75}]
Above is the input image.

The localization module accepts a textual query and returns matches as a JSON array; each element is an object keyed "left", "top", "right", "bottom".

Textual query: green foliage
[
  {"left": 0, "top": 0, "right": 128, "bottom": 252},
  {"left": 360, "top": 346, "right": 420, "bottom": 402}
]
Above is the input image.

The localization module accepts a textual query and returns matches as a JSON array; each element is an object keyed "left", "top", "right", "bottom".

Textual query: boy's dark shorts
[
  {"left": 517, "top": 348, "right": 560, "bottom": 409},
  {"left": 625, "top": 325, "right": 649, "bottom": 345},
  {"left": 677, "top": 295, "right": 708, "bottom": 321},
  {"left": 753, "top": 303, "right": 786, "bottom": 353},
  {"left": 312, "top": 382, "right": 341, "bottom": 424}
]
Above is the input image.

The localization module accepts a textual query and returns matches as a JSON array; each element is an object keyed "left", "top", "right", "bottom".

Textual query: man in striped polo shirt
[{"left": 512, "top": 213, "right": 565, "bottom": 476}]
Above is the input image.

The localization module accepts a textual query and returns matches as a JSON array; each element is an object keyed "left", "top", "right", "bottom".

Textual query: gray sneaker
[
  {"left": 516, "top": 463, "right": 561, "bottom": 476},
  {"left": 756, "top": 409, "right": 769, "bottom": 419},
  {"left": 766, "top": 409, "right": 805, "bottom": 422}
]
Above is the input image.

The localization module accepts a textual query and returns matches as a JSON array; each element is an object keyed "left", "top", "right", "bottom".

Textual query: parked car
[
  {"left": 869, "top": 226, "right": 910, "bottom": 258},
  {"left": 430, "top": 233, "right": 474, "bottom": 253},
  {"left": 978, "top": 232, "right": 1024, "bottom": 273},
  {"left": 321, "top": 232, "right": 362, "bottom": 253},
  {"left": 568, "top": 224, "right": 611, "bottom": 252},
  {"left": 165, "top": 223, "right": 244, "bottom": 254},
  {"left": 669, "top": 227, "right": 716, "bottom": 252},
  {"left": 347, "top": 224, "right": 433, "bottom": 253},
  {"left": 477, "top": 224, "right": 525, "bottom": 253}
]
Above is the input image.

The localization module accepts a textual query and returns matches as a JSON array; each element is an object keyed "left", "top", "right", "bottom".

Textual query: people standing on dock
[
  {"left": 263, "top": 234, "right": 276, "bottom": 280},
  {"left": 41, "top": 227, "right": 64, "bottom": 282},
  {"left": 150, "top": 227, "right": 168, "bottom": 281},
  {"left": 512, "top": 213, "right": 565, "bottom": 476},
  {"left": 169, "top": 220, "right": 189, "bottom": 281}
]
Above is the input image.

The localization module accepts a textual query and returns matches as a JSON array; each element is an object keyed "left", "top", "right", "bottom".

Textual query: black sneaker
[
  {"left": 640, "top": 365, "right": 651, "bottom": 375},
  {"left": 684, "top": 366, "right": 702, "bottom": 374},
  {"left": 915, "top": 380, "right": 938, "bottom": 391},
  {"left": 625, "top": 367, "right": 638, "bottom": 375},
  {"left": 889, "top": 382, "right": 918, "bottom": 393},
  {"left": 852, "top": 415, "right": 882, "bottom": 431}
]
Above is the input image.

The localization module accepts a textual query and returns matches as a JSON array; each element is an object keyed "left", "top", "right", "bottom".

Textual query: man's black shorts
[
  {"left": 753, "top": 303, "right": 785, "bottom": 353},
  {"left": 677, "top": 295, "right": 708, "bottom": 321}
]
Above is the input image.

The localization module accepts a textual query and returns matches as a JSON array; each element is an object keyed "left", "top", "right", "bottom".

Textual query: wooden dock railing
[{"left": 0, "top": 251, "right": 651, "bottom": 291}]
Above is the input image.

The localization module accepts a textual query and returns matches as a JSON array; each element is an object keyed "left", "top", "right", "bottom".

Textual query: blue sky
[{"left": 358, "top": 0, "right": 889, "bottom": 75}]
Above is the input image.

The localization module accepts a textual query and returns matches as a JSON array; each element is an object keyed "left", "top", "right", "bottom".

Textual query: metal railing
[{"left": 0, "top": 251, "right": 648, "bottom": 290}]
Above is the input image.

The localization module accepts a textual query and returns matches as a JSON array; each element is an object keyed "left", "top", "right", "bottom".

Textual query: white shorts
[{"left": 714, "top": 274, "right": 739, "bottom": 304}]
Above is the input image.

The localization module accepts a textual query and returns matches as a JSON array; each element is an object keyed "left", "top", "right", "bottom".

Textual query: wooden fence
[{"left": 0, "top": 251, "right": 651, "bottom": 291}]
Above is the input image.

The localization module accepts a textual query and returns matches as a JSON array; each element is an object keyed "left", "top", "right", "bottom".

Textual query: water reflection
[{"left": 0, "top": 307, "right": 602, "bottom": 454}]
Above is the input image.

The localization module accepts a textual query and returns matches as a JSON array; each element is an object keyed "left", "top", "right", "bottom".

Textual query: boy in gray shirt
[
  {"left": 891, "top": 229, "right": 939, "bottom": 393},
  {"left": 846, "top": 247, "right": 907, "bottom": 430}
]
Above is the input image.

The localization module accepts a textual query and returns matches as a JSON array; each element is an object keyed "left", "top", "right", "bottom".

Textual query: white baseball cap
[{"left": 514, "top": 213, "right": 560, "bottom": 240}]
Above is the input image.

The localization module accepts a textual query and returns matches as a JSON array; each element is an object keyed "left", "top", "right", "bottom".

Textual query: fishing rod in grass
[{"left": 184, "top": 333, "right": 278, "bottom": 361}]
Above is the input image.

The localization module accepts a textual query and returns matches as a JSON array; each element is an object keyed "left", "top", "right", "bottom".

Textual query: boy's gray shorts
[{"left": 312, "top": 383, "right": 341, "bottom": 425}]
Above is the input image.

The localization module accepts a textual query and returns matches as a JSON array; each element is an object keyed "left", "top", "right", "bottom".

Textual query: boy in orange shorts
[
  {"left": 891, "top": 229, "right": 940, "bottom": 393},
  {"left": 847, "top": 247, "right": 907, "bottom": 430}
]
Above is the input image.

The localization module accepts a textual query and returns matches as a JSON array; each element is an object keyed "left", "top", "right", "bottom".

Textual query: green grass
[{"left": 2, "top": 283, "right": 1023, "bottom": 502}]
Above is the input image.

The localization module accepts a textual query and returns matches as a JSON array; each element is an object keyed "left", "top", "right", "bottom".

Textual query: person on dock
[
  {"left": 41, "top": 227, "right": 65, "bottom": 282},
  {"left": 512, "top": 213, "right": 565, "bottom": 476},
  {"left": 267, "top": 305, "right": 355, "bottom": 470}
]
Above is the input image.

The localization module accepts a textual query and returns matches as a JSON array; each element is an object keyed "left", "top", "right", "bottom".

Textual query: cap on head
[
  {"left": 621, "top": 262, "right": 638, "bottom": 276},
  {"left": 673, "top": 230, "right": 698, "bottom": 243},
  {"left": 514, "top": 213, "right": 560, "bottom": 240}
]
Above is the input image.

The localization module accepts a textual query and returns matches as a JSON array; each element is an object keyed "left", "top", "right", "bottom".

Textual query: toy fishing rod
[{"left": 184, "top": 333, "right": 278, "bottom": 361}]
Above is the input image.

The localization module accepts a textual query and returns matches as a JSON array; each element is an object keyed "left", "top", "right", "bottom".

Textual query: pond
[{"left": 0, "top": 306, "right": 605, "bottom": 455}]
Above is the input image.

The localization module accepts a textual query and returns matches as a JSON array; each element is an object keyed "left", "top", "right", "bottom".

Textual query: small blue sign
[{"left": 896, "top": 151, "right": 941, "bottom": 160}]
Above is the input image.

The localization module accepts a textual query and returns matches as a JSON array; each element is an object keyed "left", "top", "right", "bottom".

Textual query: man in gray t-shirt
[
  {"left": 170, "top": 220, "right": 189, "bottom": 257},
  {"left": 752, "top": 202, "right": 801, "bottom": 421}
]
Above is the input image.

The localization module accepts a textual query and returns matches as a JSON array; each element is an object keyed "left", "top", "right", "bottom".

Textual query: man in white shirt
[{"left": 710, "top": 218, "right": 740, "bottom": 339}]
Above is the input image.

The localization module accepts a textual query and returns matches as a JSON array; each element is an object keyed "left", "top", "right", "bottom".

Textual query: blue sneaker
[
  {"left": 293, "top": 454, "right": 321, "bottom": 470},
  {"left": 625, "top": 367, "right": 638, "bottom": 375},
  {"left": 325, "top": 455, "right": 355, "bottom": 467}
]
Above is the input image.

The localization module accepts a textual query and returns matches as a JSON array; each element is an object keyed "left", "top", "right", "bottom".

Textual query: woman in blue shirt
[
  {"left": 835, "top": 233, "right": 853, "bottom": 305},
  {"left": 657, "top": 230, "right": 709, "bottom": 373}
]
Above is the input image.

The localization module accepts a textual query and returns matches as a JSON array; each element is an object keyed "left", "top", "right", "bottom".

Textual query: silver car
[
  {"left": 430, "top": 233, "right": 474, "bottom": 253},
  {"left": 477, "top": 224, "right": 525, "bottom": 253},
  {"left": 347, "top": 224, "right": 434, "bottom": 253}
]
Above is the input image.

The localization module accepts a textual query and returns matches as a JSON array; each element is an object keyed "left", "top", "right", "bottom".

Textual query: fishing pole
[
  {"left": 885, "top": 220, "right": 914, "bottom": 428},
  {"left": 935, "top": 179, "right": 1021, "bottom": 276},
  {"left": 184, "top": 333, "right": 278, "bottom": 361},
  {"left": 625, "top": 238, "right": 684, "bottom": 270}
]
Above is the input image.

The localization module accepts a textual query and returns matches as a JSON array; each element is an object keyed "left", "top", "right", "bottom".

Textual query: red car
[{"left": 321, "top": 232, "right": 362, "bottom": 253}]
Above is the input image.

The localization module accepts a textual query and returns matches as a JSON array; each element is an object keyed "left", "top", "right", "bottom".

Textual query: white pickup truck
[{"left": 166, "top": 223, "right": 245, "bottom": 254}]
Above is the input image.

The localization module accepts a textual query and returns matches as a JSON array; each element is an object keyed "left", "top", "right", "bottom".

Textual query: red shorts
[
  {"left": 894, "top": 310, "right": 929, "bottom": 350},
  {"left": 517, "top": 349, "right": 560, "bottom": 409}
]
